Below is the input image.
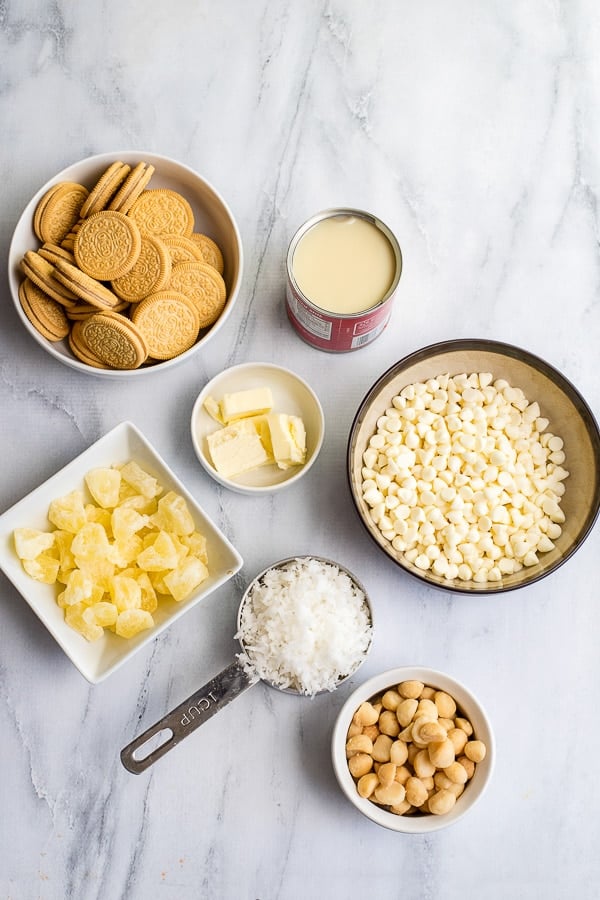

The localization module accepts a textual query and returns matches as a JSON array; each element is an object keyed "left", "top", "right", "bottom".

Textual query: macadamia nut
[
  {"left": 464, "top": 740, "right": 487, "bottom": 763},
  {"left": 396, "top": 698, "right": 418, "bottom": 727},
  {"left": 354, "top": 701, "right": 379, "bottom": 727},
  {"left": 398, "top": 680, "right": 424, "bottom": 699},
  {"left": 429, "top": 789, "right": 456, "bottom": 815}
]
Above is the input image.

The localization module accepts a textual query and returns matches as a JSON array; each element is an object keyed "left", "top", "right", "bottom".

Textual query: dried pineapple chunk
[
  {"left": 62, "top": 569, "right": 94, "bottom": 606},
  {"left": 115, "top": 609, "right": 154, "bottom": 638},
  {"left": 85, "top": 467, "right": 121, "bottom": 508},
  {"left": 22, "top": 554, "right": 60, "bottom": 584},
  {"left": 170, "top": 534, "right": 190, "bottom": 564},
  {"left": 88, "top": 601, "right": 118, "bottom": 627},
  {"left": 77, "top": 557, "right": 115, "bottom": 591},
  {"left": 85, "top": 504, "right": 113, "bottom": 533},
  {"left": 54, "top": 530, "right": 76, "bottom": 572},
  {"left": 119, "top": 461, "right": 162, "bottom": 499},
  {"left": 65, "top": 602, "right": 104, "bottom": 641},
  {"left": 111, "top": 507, "right": 148, "bottom": 542},
  {"left": 120, "top": 568, "right": 158, "bottom": 613},
  {"left": 109, "top": 575, "right": 142, "bottom": 612},
  {"left": 181, "top": 531, "right": 208, "bottom": 564},
  {"left": 110, "top": 534, "right": 143, "bottom": 568},
  {"left": 136, "top": 531, "right": 179, "bottom": 571},
  {"left": 136, "top": 571, "right": 158, "bottom": 613},
  {"left": 117, "top": 493, "right": 158, "bottom": 515},
  {"left": 13, "top": 527, "right": 55, "bottom": 560},
  {"left": 48, "top": 490, "right": 87, "bottom": 533},
  {"left": 164, "top": 556, "right": 209, "bottom": 602},
  {"left": 58, "top": 582, "right": 103, "bottom": 609},
  {"left": 71, "top": 522, "right": 110, "bottom": 563},
  {"left": 149, "top": 570, "right": 171, "bottom": 595},
  {"left": 152, "top": 491, "right": 195, "bottom": 536}
]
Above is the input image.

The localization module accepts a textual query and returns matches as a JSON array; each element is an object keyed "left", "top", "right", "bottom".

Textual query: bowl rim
[
  {"left": 190, "top": 360, "right": 325, "bottom": 494},
  {"left": 347, "top": 337, "right": 600, "bottom": 594},
  {"left": 8, "top": 149, "right": 244, "bottom": 379},
  {"left": 331, "top": 665, "right": 495, "bottom": 833}
]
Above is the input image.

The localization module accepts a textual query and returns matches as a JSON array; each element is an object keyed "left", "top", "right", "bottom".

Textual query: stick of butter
[
  {"left": 220, "top": 387, "right": 273, "bottom": 423},
  {"left": 206, "top": 418, "right": 274, "bottom": 478},
  {"left": 267, "top": 413, "right": 307, "bottom": 470}
]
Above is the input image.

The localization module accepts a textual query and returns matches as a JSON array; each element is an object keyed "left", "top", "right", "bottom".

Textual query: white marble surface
[{"left": 1, "top": 2, "right": 600, "bottom": 898}]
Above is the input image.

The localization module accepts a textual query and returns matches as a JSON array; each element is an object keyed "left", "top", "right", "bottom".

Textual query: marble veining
[{"left": 1, "top": 2, "right": 600, "bottom": 898}]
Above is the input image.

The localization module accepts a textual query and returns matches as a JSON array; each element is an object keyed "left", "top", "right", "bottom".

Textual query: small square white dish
[
  {"left": 190, "top": 362, "right": 325, "bottom": 494},
  {"left": 0, "top": 421, "right": 243, "bottom": 683}
]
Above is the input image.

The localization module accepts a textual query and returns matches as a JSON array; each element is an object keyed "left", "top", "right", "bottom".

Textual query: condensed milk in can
[{"left": 286, "top": 208, "right": 402, "bottom": 352}]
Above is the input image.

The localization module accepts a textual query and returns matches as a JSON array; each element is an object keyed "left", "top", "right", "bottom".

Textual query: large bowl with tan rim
[
  {"left": 8, "top": 151, "right": 243, "bottom": 378},
  {"left": 347, "top": 339, "right": 600, "bottom": 594}
]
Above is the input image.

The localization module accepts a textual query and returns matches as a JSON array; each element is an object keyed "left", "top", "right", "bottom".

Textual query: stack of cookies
[{"left": 19, "top": 160, "right": 227, "bottom": 370}]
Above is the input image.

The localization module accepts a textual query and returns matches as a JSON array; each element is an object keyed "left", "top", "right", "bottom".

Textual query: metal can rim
[{"left": 286, "top": 207, "right": 403, "bottom": 319}]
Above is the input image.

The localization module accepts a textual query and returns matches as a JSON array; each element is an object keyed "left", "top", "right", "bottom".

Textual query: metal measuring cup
[{"left": 120, "top": 556, "right": 373, "bottom": 774}]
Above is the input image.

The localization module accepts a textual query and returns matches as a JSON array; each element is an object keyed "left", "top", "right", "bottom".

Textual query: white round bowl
[
  {"left": 191, "top": 362, "right": 325, "bottom": 494},
  {"left": 8, "top": 150, "right": 243, "bottom": 378},
  {"left": 331, "top": 666, "right": 495, "bottom": 833}
]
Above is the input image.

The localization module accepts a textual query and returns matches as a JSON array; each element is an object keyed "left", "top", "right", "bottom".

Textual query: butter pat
[
  {"left": 206, "top": 419, "right": 273, "bottom": 478},
  {"left": 267, "top": 413, "right": 307, "bottom": 470},
  {"left": 221, "top": 387, "right": 273, "bottom": 423},
  {"left": 203, "top": 395, "right": 225, "bottom": 424}
]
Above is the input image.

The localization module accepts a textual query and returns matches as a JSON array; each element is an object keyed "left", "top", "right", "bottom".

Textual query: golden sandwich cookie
[
  {"left": 53, "top": 259, "right": 122, "bottom": 310},
  {"left": 108, "top": 161, "right": 155, "bottom": 214},
  {"left": 79, "top": 161, "right": 131, "bottom": 218},
  {"left": 190, "top": 233, "right": 224, "bottom": 274},
  {"left": 80, "top": 310, "right": 148, "bottom": 369},
  {"left": 110, "top": 235, "right": 171, "bottom": 302},
  {"left": 128, "top": 188, "right": 194, "bottom": 237},
  {"left": 20, "top": 251, "right": 78, "bottom": 307},
  {"left": 66, "top": 299, "right": 130, "bottom": 320},
  {"left": 18, "top": 278, "right": 70, "bottom": 342},
  {"left": 38, "top": 243, "right": 76, "bottom": 266},
  {"left": 68, "top": 320, "right": 110, "bottom": 368},
  {"left": 33, "top": 181, "right": 89, "bottom": 245},
  {"left": 74, "top": 210, "right": 142, "bottom": 281},
  {"left": 131, "top": 290, "right": 200, "bottom": 359},
  {"left": 159, "top": 234, "right": 204, "bottom": 265},
  {"left": 168, "top": 260, "right": 226, "bottom": 328},
  {"left": 33, "top": 183, "right": 63, "bottom": 240}
]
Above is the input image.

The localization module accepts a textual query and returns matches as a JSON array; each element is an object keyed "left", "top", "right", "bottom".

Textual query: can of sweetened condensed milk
[{"left": 286, "top": 208, "right": 402, "bottom": 352}]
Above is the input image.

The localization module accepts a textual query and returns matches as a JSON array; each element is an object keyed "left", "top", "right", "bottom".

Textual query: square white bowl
[{"left": 0, "top": 421, "right": 243, "bottom": 683}]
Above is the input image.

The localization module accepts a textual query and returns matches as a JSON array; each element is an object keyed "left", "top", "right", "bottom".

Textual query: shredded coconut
[{"left": 235, "top": 557, "right": 372, "bottom": 696}]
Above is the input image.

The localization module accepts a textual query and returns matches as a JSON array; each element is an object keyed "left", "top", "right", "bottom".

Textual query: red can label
[{"left": 286, "top": 281, "right": 394, "bottom": 352}]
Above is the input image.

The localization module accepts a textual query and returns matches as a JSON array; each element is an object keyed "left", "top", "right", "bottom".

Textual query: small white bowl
[
  {"left": 8, "top": 150, "right": 243, "bottom": 378},
  {"left": 0, "top": 422, "right": 243, "bottom": 683},
  {"left": 331, "top": 666, "right": 495, "bottom": 833},
  {"left": 191, "top": 362, "right": 325, "bottom": 494}
]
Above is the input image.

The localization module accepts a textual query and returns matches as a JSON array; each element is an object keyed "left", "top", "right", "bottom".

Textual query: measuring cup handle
[{"left": 120, "top": 660, "right": 257, "bottom": 774}]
